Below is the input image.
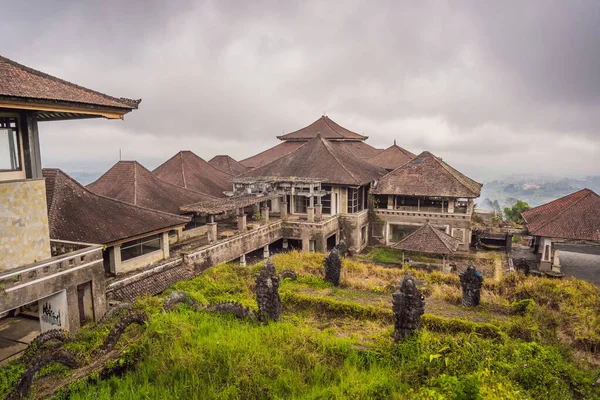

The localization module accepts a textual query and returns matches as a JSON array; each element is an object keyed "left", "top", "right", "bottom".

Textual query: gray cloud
[{"left": 4, "top": 0, "right": 600, "bottom": 180}]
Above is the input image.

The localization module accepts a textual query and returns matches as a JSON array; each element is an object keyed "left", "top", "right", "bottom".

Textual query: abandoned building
[
  {"left": 371, "top": 151, "right": 482, "bottom": 251},
  {"left": 153, "top": 150, "right": 232, "bottom": 197},
  {"left": 208, "top": 155, "right": 249, "bottom": 176},
  {"left": 521, "top": 189, "right": 600, "bottom": 272},
  {"left": 44, "top": 168, "right": 188, "bottom": 275},
  {"left": 0, "top": 54, "right": 139, "bottom": 335}
]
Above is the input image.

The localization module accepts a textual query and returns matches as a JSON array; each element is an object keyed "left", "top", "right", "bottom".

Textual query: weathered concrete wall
[
  {"left": 0, "top": 179, "right": 51, "bottom": 270},
  {"left": 0, "top": 245, "right": 107, "bottom": 332},
  {"left": 282, "top": 216, "right": 340, "bottom": 252},
  {"left": 340, "top": 210, "right": 370, "bottom": 252}
]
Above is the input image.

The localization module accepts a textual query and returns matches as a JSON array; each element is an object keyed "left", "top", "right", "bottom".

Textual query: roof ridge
[
  {"left": 429, "top": 224, "right": 456, "bottom": 251},
  {"left": 318, "top": 135, "right": 361, "bottom": 185},
  {"left": 133, "top": 161, "right": 138, "bottom": 205},
  {"left": 427, "top": 152, "right": 480, "bottom": 197},
  {"left": 322, "top": 116, "right": 345, "bottom": 139},
  {"left": 528, "top": 189, "right": 595, "bottom": 234},
  {"left": 0, "top": 55, "right": 140, "bottom": 109},
  {"left": 179, "top": 152, "right": 187, "bottom": 189}
]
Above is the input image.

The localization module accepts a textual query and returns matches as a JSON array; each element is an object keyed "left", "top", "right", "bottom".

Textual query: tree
[{"left": 503, "top": 200, "right": 531, "bottom": 225}]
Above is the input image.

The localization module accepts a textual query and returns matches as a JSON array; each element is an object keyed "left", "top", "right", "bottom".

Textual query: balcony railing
[{"left": 376, "top": 208, "right": 472, "bottom": 220}]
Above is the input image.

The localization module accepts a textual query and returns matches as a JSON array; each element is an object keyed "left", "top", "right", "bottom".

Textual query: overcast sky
[{"left": 3, "top": 0, "right": 600, "bottom": 182}]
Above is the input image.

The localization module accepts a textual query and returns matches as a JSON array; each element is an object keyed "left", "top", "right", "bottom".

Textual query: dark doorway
[
  {"left": 326, "top": 234, "right": 337, "bottom": 251},
  {"left": 77, "top": 282, "right": 94, "bottom": 326}
]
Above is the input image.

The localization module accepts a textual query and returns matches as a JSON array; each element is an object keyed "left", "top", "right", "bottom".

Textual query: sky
[{"left": 3, "top": 0, "right": 600, "bottom": 183}]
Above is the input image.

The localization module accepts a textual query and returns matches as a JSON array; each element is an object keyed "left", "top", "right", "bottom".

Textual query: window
[
  {"left": 321, "top": 185, "right": 332, "bottom": 214},
  {"left": 347, "top": 188, "right": 359, "bottom": 213},
  {"left": 294, "top": 195, "right": 307, "bottom": 213},
  {"left": 121, "top": 234, "right": 162, "bottom": 262},
  {"left": 0, "top": 117, "right": 21, "bottom": 171}
]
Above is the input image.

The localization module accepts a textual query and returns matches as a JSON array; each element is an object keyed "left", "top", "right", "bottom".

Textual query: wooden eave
[{"left": 0, "top": 97, "right": 135, "bottom": 120}]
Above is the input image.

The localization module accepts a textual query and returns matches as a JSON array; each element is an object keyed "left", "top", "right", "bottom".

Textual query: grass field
[{"left": 1, "top": 251, "right": 599, "bottom": 399}]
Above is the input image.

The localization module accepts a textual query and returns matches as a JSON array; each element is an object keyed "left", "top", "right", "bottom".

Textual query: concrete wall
[
  {"left": 0, "top": 178, "right": 51, "bottom": 270},
  {"left": 282, "top": 216, "right": 340, "bottom": 253},
  {"left": 116, "top": 232, "right": 171, "bottom": 274},
  {"left": 340, "top": 210, "right": 370, "bottom": 252}
]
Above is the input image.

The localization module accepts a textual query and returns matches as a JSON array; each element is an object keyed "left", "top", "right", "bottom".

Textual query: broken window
[{"left": 0, "top": 117, "right": 21, "bottom": 171}]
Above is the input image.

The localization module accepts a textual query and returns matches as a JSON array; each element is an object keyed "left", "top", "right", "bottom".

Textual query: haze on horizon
[{"left": 3, "top": 0, "right": 599, "bottom": 183}]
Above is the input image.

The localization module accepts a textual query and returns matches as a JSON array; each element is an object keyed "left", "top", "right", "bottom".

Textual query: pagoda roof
[
  {"left": 0, "top": 55, "right": 139, "bottom": 120},
  {"left": 368, "top": 141, "right": 416, "bottom": 171},
  {"left": 277, "top": 116, "right": 368, "bottom": 142},
  {"left": 373, "top": 151, "right": 482, "bottom": 198},
  {"left": 153, "top": 151, "right": 232, "bottom": 198},
  {"left": 87, "top": 161, "right": 214, "bottom": 215},
  {"left": 239, "top": 135, "right": 387, "bottom": 186},
  {"left": 44, "top": 169, "right": 188, "bottom": 245},
  {"left": 208, "top": 155, "right": 249, "bottom": 176},
  {"left": 522, "top": 189, "right": 600, "bottom": 241},
  {"left": 393, "top": 223, "right": 461, "bottom": 255}
]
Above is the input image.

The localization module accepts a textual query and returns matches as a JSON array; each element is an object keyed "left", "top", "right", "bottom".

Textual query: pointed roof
[
  {"left": 522, "top": 189, "right": 600, "bottom": 241},
  {"left": 43, "top": 169, "right": 188, "bottom": 245},
  {"left": 208, "top": 155, "right": 249, "bottom": 176},
  {"left": 368, "top": 141, "right": 416, "bottom": 170},
  {"left": 239, "top": 135, "right": 387, "bottom": 186},
  {"left": 0, "top": 55, "right": 139, "bottom": 120},
  {"left": 277, "top": 116, "right": 368, "bottom": 142},
  {"left": 393, "top": 223, "right": 461, "bottom": 255},
  {"left": 153, "top": 151, "right": 232, "bottom": 198},
  {"left": 372, "top": 151, "right": 482, "bottom": 198},
  {"left": 87, "top": 161, "right": 214, "bottom": 215}
]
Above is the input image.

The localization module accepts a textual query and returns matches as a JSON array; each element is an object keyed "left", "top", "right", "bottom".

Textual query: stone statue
[
  {"left": 324, "top": 248, "right": 342, "bottom": 286},
  {"left": 333, "top": 240, "right": 348, "bottom": 257},
  {"left": 392, "top": 274, "right": 425, "bottom": 342},
  {"left": 460, "top": 265, "right": 483, "bottom": 307},
  {"left": 255, "top": 259, "right": 282, "bottom": 322}
]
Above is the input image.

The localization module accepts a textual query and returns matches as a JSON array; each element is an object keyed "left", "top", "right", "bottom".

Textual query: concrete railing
[
  {"left": 0, "top": 244, "right": 103, "bottom": 292},
  {"left": 376, "top": 208, "right": 471, "bottom": 220},
  {"left": 282, "top": 215, "right": 339, "bottom": 231}
]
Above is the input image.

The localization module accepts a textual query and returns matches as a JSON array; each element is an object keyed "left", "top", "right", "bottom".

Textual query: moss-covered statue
[
  {"left": 392, "top": 274, "right": 425, "bottom": 342},
  {"left": 324, "top": 248, "right": 342, "bottom": 286},
  {"left": 255, "top": 259, "right": 282, "bottom": 322},
  {"left": 460, "top": 265, "right": 483, "bottom": 307}
]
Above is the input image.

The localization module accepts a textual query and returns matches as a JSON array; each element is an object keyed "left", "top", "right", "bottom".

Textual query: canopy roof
[
  {"left": 181, "top": 193, "right": 281, "bottom": 215},
  {"left": 522, "top": 189, "right": 600, "bottom": 241},
  {"left": 44, "top": 169, "right": 188, "bottom": 245},
  {"left": 87, "top": 161, "right": 214, "bottom": 215},
  {"left": 368, "top": 141, "right": 415, "bottom": 171},
  {"left": 0, "top": 55, "right": 139, "bottom": 120},
  {"left": 373, "top": 151, "right": 482, "bottom": 198},
  {"left": 393, "top": 223, "right": 461, "bottom": 255},
  {"left": 153, "top": 151, "right": 232, "bottom": 198},
  {"left": 208, "top": 155, "right": 249, "bottom": 176},
  {"left": 277, "top": 115, "right": 368, "bottom": 142},
  {"left": 239, "top": 135, "right": 387, "bottom": 186}
]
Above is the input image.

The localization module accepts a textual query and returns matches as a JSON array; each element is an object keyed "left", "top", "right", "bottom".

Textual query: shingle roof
[
  {"left": 277, "top": 116, "right": 368, "bottom": 141},
  {"left": 208, "top": 155, "right": 249, "bottom": 176},
  {"left": 522, "top": 189, "right": 600, "bottom": 241},
  {"left": 239, "top": 135, "right": 387, "bottom": 186},
  {"left": 87, "top": 161, "right": 214, "bottom": 215},
  {"left": 43, "top": 169, "right": 188, "bottom": 245},
  {"left": 368, "top": 141, "right": 415, "bottom": 170},
  {"left": 0, "top": 55, "right": 140, "bottom": 113},
  {"left": 153, "top": 151, "right": 232, "bottom": 198},
  {"left": 372, "top": 151, "right": 482, "bottom": 198},
  {"left": 336, "top": 141, "right": 383, "bottom": 159},
  {"left": 393, "top": 223, "right": 461, "bottom": 255},
  {"left": 181, "top": 193, "right": 281, "bottom": 215}
]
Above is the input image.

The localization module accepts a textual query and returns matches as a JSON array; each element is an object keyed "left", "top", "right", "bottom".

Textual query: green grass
[{"left": 2, "top": 251, "right": 600, "bottom": 399}]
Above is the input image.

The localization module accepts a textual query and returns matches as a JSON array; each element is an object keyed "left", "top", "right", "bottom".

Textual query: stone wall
[
  {"left": 281, "top": 216, "right": 340, "bottom": 252},
  {"left": 339, "top": 210, "right": 370, "bottom": 252},
  {"left": 0, "top": 178, "right": 51, "bottom": 270}
]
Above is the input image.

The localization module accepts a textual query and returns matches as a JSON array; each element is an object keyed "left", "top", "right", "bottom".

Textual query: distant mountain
[{"left": 66, "top": 171, "right": 102, "bottom": 185}]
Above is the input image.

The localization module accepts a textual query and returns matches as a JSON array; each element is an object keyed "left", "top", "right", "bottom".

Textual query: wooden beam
[{"left": 0, "top": 100, "right": 127, "bottom": 119}]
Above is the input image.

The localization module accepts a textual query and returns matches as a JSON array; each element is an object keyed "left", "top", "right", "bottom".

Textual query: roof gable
[
  {"left": 277, "top": 116, "right": 368, "bottom": 142},
  {"left": 208, "top": 155, "right": 249, "bottom": 176},
  {"left": 522, "top": 189, "right": 600, "bottom": 240},
  {"left": 87, "top": 161, "right": 214, "bottom": 214},
  {"left": 239, "top": 135, "right": 387, "bottom": 186},
  {"left": 153, "top": 151, "right": 232, "bottom": 197},
  {"left": 43, "top": 169, "right": 188, "bottom": 245},
  {"left": 393, "top": 223, "right": 461, "bottom": 254},
  {"left": 368, "top": 141, "right": 415, "bottom": 170},
  {"left": 373, "top": 151, "right": 482, "bottom": 198}
]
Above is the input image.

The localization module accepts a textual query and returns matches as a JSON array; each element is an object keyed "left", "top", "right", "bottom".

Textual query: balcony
[{"left": 375, "top": 207, "right": 471, "bottom": 220}]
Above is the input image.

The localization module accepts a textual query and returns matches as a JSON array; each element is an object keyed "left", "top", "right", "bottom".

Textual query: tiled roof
[
  {"left": 87, "top": 161, "right": 214, "bottom": 215},
  {"left": 239, "top": 135, "right": 387, "bottom": 186},
  {"left": 393, "top": 223, "right": 461, "bottom": 255},
  {"left": 336, "top": 141, "right": 383, "bottom": 159},
  {"left": 372, "top": 151, "right": 482, "bottom": 198},
  {"left": 277, "top": 116, "right": 368, "bottom": 141},
  {"left": 368, "top": 141, "right": 415, "bottom": 170},
  {"left": 0, "top": 55, "right": 140, "bottom": 111},
  {"left": 208, "top": 155, "right": 249, "bottom": 176},
  {"left": 522, "top": 189, "right": 600, "bottom": 240},
  {"left": 153, "top": 151, "right": 232, "bottom": 198},
  {"left": 43, "top": 169, "right": 188, "bottom": 245}
]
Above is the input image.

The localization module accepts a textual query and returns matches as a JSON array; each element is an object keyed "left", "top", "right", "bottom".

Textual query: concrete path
[
  {"left": 0, "top": 317, "right": 39, "bottom": 362},
  {"left": 556, "top": 244, "right": 600, "bottom": 285}
]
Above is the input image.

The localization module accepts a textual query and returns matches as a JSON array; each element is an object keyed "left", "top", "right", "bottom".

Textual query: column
[
  {"left": 162, "top": 231, "right": 170, "bottom": 259},
  {"left": 263, "top": 245, "right": 270, "bottom": 258},
  {"left": 237, "top": 208, "right": 247, "bottom": 232},
  {"left": 448, "top": 199, "right": 455, "bottom": 213},
  {"left": 301, "top": 238, "right": 310, "bottom": 252},
  {"left": 280, "top": 196, "right": 288, "bottom": 219},
  {"left": 261, "top": 206, "right": 270, "bottom": 223},
  {"left": 108, "top": 245, "right": 121, "bottom": 275},
  {"left": 207, "top": 214, "right": 217, "bottom": 242},
  {"left": 282, "top": 238, "right": 289, "bottom": 249},
  {"left": 387, "top": 195, "right": 394, "bottom": 210},
  {"left": 307, "top": 194, "right": 315, "bottom": 222},
  {"left": 315, "top": 194, "right": 323, "bottom": 221},
  {"left": 240, "top": 253, "right": 246, "bottom": 267}
]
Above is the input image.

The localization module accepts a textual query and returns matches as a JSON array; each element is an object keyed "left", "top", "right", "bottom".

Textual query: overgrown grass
[{"left": 2, "top": 251, "right": 599, "bottom": 399}]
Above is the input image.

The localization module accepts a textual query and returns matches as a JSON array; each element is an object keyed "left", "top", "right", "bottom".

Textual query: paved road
[{"left": 555, "top": 244, "right": 600, "bottom": 285}]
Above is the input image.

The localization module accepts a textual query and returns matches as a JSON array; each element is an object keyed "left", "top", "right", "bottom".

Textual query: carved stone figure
[
  {"left": 206, "top": 301, "right": 256, "bottom": 320},
  {"left": 333, "top": 240, "right": 348, "bottom": 257},
  {"left": 324, "top": 249, "right": 342, "bottom": 286},
  {"left": 460, "top": 265, "right": 484, "bottom": 307},
  {"left": 255, "top": 259, "right": 282, "bottom": 322},
  {"left": 163, "top": 291, "right": 202, "bottom": 312},
  {"left": 392, "top": 274, "right": 425, "bottom": 342}
]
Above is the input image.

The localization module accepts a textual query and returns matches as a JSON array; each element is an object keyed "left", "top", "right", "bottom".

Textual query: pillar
[
  {"left": 108, "top": 245, "right": 121, "bottom": 275},
  {"left": 252, "top": 203, "right": 260, "bottom": 217},
  {"left": 207, "top": 223, "right": 217, "bottom": 243},
  {"left": 315, "top": 204, "right": 323, "bottom": 221},
  {"left": 240, "top": 253, "right": 246, "bottom": 267},
  {"left": 307, "top": 207, "right": 315, "bottom": 222},
  {"left": 237, "top": 214, "right": 247, "bottom": 232},
  {"left": 263, "top": 245, "right": 270, "bottom": 258},
  {"left": 448, "top": 199, "right": 455, "bottom": 214},
  {"left": 162, "top": 231, "right": 170, "bottom": 259},
  {"left": 282, "top": 238, "right": 288, "bottom": 249},
  {"left": 261, "top": 206, "right": 269, "bottom": 223},
  {"left": 387, "top": 195, "right": 393, "bottom": 210},
  {"left": 301, "top": 239, "right": 310, "bottom": 252}
]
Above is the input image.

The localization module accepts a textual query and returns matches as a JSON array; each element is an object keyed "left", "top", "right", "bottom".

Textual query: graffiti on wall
[{"left": 41, "top": 302, "right": 61, "bottom": 326}]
